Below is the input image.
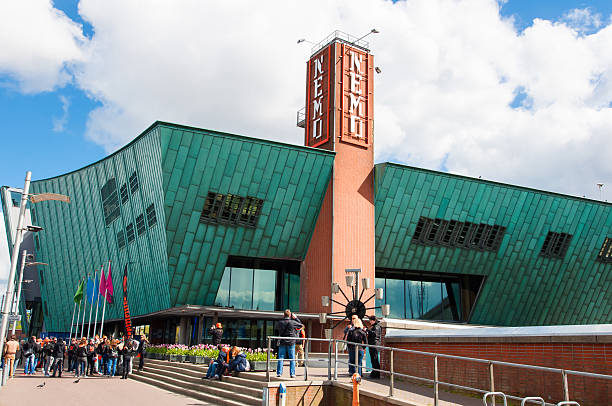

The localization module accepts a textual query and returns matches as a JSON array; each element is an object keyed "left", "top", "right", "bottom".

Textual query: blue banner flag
[
  {"left": 86, "top": 276, "right": 94, "bottom": 304},
  {"left": 94, "top": 272, "right": 100, "bottom": 304}
]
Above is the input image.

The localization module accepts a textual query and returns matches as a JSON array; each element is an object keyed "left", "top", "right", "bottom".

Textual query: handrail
[
  {"left": 263, "top": 336, "right": 609, "bottom": 405},
  {"left": 484, "top": 392, "right": 508, "bottom": 406}
]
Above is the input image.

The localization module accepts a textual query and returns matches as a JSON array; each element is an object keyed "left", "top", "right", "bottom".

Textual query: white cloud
[
  {"left": 52, "top": 95, "right": 70, "bottom": 132},
  {"left": 0, "top": 0, "right": 86, "bottom": 92},
  {"left": 2, "top": 0, "right": 612, "bottom": 200}
]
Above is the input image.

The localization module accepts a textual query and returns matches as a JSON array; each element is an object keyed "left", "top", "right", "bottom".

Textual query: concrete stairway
[{"left": 131, "top": 358, "right": 265, "bottom": 406}]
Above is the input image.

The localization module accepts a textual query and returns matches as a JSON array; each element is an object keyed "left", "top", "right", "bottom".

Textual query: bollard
[
  {"left": 278, "top": 382, "right": 287, "bottom": 406},
  {"left": 352, "top": 373, "right": 361, "bottom": 406}
]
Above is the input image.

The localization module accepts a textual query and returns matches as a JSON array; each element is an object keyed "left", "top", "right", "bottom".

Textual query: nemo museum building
[{"left": 3, "top": 32, "right": 611, "bottom": 346}]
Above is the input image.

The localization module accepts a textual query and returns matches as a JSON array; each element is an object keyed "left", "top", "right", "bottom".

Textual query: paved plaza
[{"left": 0, "top": 374, "right": 214, "bottom": 406}]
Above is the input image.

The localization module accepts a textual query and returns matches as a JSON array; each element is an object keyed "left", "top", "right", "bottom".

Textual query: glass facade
[
  {"left": 375, "top": 270, "right": 463, "bottom": 322},
  {"left": 213, "top": 263, "right": 299, "bottom": 312}
]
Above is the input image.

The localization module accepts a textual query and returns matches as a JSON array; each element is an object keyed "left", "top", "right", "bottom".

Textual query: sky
[{"left": 1, "top": 0, "right": 612, "bottom": 292}]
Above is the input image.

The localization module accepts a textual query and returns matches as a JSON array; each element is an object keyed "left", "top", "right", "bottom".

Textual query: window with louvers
[
  {"left": 597, "top": 237, "right": 612, "bottom": 263},
  {"left": 126, "top": 223, "right": 135, "bottom": 244},
  {"left": 412, "top": 216, "right": 505, "bottom": 252},
  {"left": 136, "top": 214, "right": 146, "bottom": 235},
  {"left": 100, "top": 178, "right": 120, "bottom": 226},
  {"left": 120, "top": 183, "right": 129, "bottom": 204},
  {"left": 117, "top": 230, "right": 126, "bottom": 249},
  {"left": 200, "top": 191, "right": 263, "bottom": 228},
  {"left": 540, "top": 232, "right": 572, "bottom": 259},
  {"left": 146, "top": 204, "right": 157, "bottom": 228},
  {"left": 129, "top": 171, "right": 139, "bottom": 194}
]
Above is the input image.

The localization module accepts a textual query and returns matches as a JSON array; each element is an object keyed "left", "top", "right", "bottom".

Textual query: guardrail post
[
  {"left": 305, "top": 341, "right": 309, "bottom": 381},
  {"left": 266, "top": 336, "right": 271, "bottom": 382},
  {"left": 354, "top": 345, "right": 358, "bottom": 376},
  {"left": 489, "top": 362, "right": 495, "bottom": 406},
  {"left": 333, "top": 340, "right": 338, "bottom": 381},
  {"left": 327, "top": 339, "right": 332, "bottom": 381},
  {"left": 434, "top": 355, "right": 439, "bottom": 406},
  {"left": 389, "top": 349, "right": 394, "bottom": 397},
  {"left": 562, "top": 369, "right": 569, "bottom": 401}
]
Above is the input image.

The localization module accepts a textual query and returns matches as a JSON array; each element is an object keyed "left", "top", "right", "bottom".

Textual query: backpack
[
  {"left": 346, "top": 327, "right": 357, "bottom": 343},
  {"left": 245, "top": 360, "right": 251, "bottom": 372}
]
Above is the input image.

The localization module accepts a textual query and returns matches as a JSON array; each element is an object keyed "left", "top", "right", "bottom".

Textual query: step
[
  {"left": 142, "top": 366, "right": 263, "bottom": 398},
  {"left": 145, "top": 359, "right": 268, "bottom": 388},
  {"left": 134, "top": 369, "right": 262, "bottom": 406},
  {"left": 131, "top": 373, "right": 245, "bottom": 406}
]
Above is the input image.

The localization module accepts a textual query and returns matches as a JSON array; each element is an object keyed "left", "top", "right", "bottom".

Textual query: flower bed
[{"left": 146, "top": 343, "right": 274, "bottom": 362}]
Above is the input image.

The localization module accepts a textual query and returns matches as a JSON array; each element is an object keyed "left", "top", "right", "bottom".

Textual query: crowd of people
[{"left": 2, "top": 333, "right": 149, "bottom": 380}]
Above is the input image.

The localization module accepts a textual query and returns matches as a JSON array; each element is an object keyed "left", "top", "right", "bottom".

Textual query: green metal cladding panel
[
  {"left": 158, "top": 124, "right": 335, "bottom": 307},
  {"left": 29, "top": 127, "right": 170, "bottom": 332},
  {"left": 374, "top": 163, "right": 612, "bottom": 326}
]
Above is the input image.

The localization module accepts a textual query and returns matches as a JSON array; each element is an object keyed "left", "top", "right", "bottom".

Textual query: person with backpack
[
  {"left": 42, "top": 338, "right": 54, "bottom": 376},
  {"left": 75, "top": 338, "right": 88, "bottom": 378},
  {"left": 227, "top": 346, "right": 249, "bottom": 374},
  {"left": 366, "top": 315, "right": 382, "bottom": 379},
  {"left": 34, "top": 337, "right": 43, "bottom": 373},
  {"left": 344, "top": 317, "right": 368, "bottom": 376},
  {"left": 106, "top": 340, "right": 119, "bottom": 377},
  {"left": 99, "top": 337, "right": 109, "bottom": 375},
  {"left": 51, "top": 338, "right": 66, "bottom": 378},
  {"left": 120, "top": 339, "right": 137, "bottom": 379},
  {"left": 275, "top": 309, "right": 303, "bottom": 378},
  {"left": 22, "top": 336, "right": 36, "bottom": 375},
  {"left": 86, "top": 339, "right": 97, "bottom": 376}
]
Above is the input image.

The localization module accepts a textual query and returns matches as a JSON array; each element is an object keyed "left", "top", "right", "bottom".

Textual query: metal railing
[
  {"left": 264, "top": 336, "right": 611, "bottom": 406},
  {"left": 296, "top": 107, "right": 305, "bottom": 128}
]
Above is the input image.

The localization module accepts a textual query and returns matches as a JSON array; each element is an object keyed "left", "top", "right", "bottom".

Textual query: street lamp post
[{"left": 0, "top": 172, "right": 31, "bottom": 373}]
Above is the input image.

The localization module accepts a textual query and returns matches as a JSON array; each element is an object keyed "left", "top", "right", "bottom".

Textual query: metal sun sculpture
[{"left": 319, "top": 269, "right": 390, "bottom": 336}]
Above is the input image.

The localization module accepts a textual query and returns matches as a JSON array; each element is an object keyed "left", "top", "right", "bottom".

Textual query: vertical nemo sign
[
  {"left": 305, "top": 46, "right": 332, "bottom": 148},
  {"left": 340, "top": 44, "right": 372, "bottom": 147}
]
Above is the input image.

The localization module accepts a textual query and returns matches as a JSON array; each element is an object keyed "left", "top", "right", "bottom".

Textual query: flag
[
  {"left": 99, "top": 269, "right": 107, "bottom": 305},
  {"left": 122, "top": 263, "right": 132, "bottom": 338},
  {"left": 73, "top": 279, "right": 84, "bottom": 303},
  {"left": 86, "top": 275, "right": 94, "bottom": 304},
  {"left": 93, "top": 272, "right": 100, "bottom": 303},
  {"left": 105, "top": 262, "right": 114, "bottom": 304}
]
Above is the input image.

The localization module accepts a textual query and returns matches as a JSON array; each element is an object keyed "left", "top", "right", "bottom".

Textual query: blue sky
[{"left": 1, "top": 0, "right": 611, "bottom": 194}]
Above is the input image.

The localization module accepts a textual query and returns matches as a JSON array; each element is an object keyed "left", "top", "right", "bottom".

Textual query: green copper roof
[
  {"left": 158, "top": 124, "right": 334, "bottom": 306},
  {"left": 374, "top": 162, "right": 612, "bottom": 326}
]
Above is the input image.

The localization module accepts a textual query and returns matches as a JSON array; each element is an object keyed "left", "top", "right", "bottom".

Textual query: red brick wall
[{"left": 381, "top": 341, "right": 611, "bottom": 406}]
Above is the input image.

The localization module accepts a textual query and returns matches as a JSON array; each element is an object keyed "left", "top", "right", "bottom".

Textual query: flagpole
[
  {"left": 68, "top": 302, "right": 76, "bottom": 342},
  {"left": 74, "top": 299, "right": 81, "bottom": 340},
  {"left": 99, "top": 260, "right": 110, "bottom": 337},
  {"left": 93, "top": 269, "right": 101, "bottom": 337},
  {"left": 87, "top": 272, "right": 95, "bottom": 339},
  {"left": 79, "top": 293, "right": 86, "bottom": 338}
]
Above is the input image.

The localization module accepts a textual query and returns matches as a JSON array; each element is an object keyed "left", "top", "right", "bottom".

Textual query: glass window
[
  {"left": 385, "top": 278, "right": 405, "bottom": 319},
  {"left": 228, "top": 267, "right": 254, "bottom": 310},
  {"left": 100, "top": 179, "right": 120, "bottom": 226},
  {"left": 10, "top": 191, "right": 21, "bottom": 207},
  {"left": 120, "top": 183, "right": 129, "bottom": 204},
  {"left": 289, "top": 273, "right": 300, "bottom": 311},
  {"left": 136, "top": 214, "right": 146, "bottom": 235},
  {"left": 214, "top": 268, "right": 230, "bottom": 307},
  {"left": 117, "top": 230, "right": 126, "bottom": 249},
  {"left": 253, "top": 269, "right": 276, "bottom": 311},
  {"left": 405, "top": 280, "right": 420, "bottom": 319},
  {"left": 146, "top": 204, "right": 157, "bottom": 228},
  {"left": 129, "top": 171, "right": 139, "bottom": 194},
  {"left": 126, "top": 223, "right": 135, "bottom": 243},
  {"left": 421, "top": 281, "right": 444, "bottom": 319}
]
